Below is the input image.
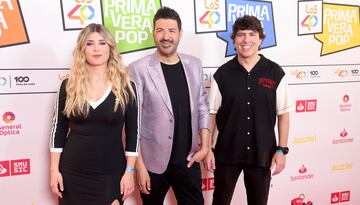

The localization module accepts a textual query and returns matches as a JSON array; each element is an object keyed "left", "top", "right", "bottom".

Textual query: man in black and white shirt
[{"left": 205, "top": 15, "right": 293, "bottom": 205}]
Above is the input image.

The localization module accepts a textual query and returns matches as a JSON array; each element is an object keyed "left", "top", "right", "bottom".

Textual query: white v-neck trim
[{"left": 89, "top": 84, "right": 112, "bottom": 109}]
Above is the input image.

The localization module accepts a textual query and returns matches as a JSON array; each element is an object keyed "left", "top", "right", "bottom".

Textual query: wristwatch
[{"left": 276, "top": 146, "right": 289, "bottom": 155}]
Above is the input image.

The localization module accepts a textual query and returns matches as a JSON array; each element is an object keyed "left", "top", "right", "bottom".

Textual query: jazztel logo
[
  {"left": 331, "top": 162, "right": 352, "bottom": 172},
  {"left": 0, "top": 159, "right": 30, "bottom": 177},
  {"left": 339, "top": 94, "right": 351, "bottom": 112},
  {"left": 331, "top": 190, "right": 350, "bottom": 204},
  {"left": 202, "top": 177, "right": 214, "bottom": 191},
  {"left": 296, "top": 99, "right": 317, "bottom": 112},
  {"left": 290, "top": 165, "right": 314, "bottom": 182},
  {"left": 293, "top": 135, "right": 316, "bottom": 144},
  {"left": 332, "top": 128, "right": 354, "bottom": 144}
]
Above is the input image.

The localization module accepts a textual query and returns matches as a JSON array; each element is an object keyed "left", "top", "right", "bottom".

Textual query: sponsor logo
[
  {"left": 339, "top": 94, "right": 351, "bottom": 112},
  {"left": 0, "top": 111, "right": 22, "bottom": 136},
  {"left": 296, "top": 99, "right": 317, "bottom": 112},
  {"left": 293, "top": 135, "right": 316, "bottom": 144},
  {"left": 195, "top": 0, "right": 226, "bottom": 33},
  {"left": 315, "top": 3, "right": 360, "bottom": 56},
  {"left": 308, "top": 70, "right": 320, "bottom": 78},
  {"left": 291, "top": 70, "right": 307, "bottom": 80},
  {"left": 103, "top": 0, "right": 161, "bottom": 53},
  {"left": 60, "top": 0, "right": 102, "bottom": 30},
  {"left": 0, "top": 0, "right": 29, "bottom": 47},
  {"left": 334, "top": 68, "right": 348, "bottom": 79},
  {"left": 0, "top": 158, "right": 30, "bottom": 177},
  {"left": 350, "top": 68, "right": 360, "bottom": 77},
  {"left": 290, "top": 165, "right": 314, "bottom": 182},
  {"left": 58, "top": 73, "right": 70, "bottom": 81},
  {"left": 331, "top": 190, "right": 350, "bottom": 204},
  {"left": 202, "top": 177, "right": 215, "bottom": 191},
  {"left": 291, "top": 193, "right": 313, "bottom": 205},
  {"left": 0, "top": 161, "right": 10, "bottom": 177},
  {"left": 195, "top": 0, "right": 276, "bottom": 57},
  {"left": 0, "top": 76, "right": 8, "bottom": 86},
  {"left": 331, "top": 162, "right": 352, "bottom": 172},
  {"left": 332, "top": 128, "right": 354, "bottom": 144},
  {"left": 13, "top": 75, "right": 35, "bottom": 86},
  {"left": 298, "top": 0, "right": 322, "bottom": 35}
]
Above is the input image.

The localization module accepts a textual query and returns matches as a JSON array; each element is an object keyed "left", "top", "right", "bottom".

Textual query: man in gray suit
[{"left": 128, "top": 6, "right": 210, "bottom": 205}]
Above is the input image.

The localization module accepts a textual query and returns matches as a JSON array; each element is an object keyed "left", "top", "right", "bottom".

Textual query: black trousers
[
  {"left": 141, "top": 162, "right": 204, "bottom": 205},
  {"left": 212, "top": 163, "right": 271, "bottom": 205}
]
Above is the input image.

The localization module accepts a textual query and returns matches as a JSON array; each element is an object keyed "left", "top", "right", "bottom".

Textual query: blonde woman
[{"left": 49, "top": 23, "right": 138, "bottom": 205}]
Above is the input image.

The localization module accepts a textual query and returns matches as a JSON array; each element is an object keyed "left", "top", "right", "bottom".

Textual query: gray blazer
[{"left": 128, "top": 52, "right": 210, "bottom": 174}]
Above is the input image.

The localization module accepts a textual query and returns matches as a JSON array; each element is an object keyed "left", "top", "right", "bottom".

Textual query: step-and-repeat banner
[{"left": 1, "top": 0, "right": 360, "bottom": 204}]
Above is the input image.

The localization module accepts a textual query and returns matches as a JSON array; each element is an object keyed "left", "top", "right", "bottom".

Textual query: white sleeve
[
  {"left": 209, "top": 76, "right": 222, "bottom": 114},
  {"left": 276, "top": 75, "right": 294, "bottom": 115}
]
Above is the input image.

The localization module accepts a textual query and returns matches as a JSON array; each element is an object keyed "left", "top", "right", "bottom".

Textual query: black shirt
[
  {"left": 209, "top": 55, "right": 292, "bottom": 168},
  {"left": 161, "top": 61, "right": 192, "bottom": 164}
]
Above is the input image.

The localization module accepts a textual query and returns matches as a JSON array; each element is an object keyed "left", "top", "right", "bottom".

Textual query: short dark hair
[
  {"left": 153, "top": 6, "right": 182, "bottom": 31},
  {"left": 231, "top": 15, "right": 265, "bottom": 40}
]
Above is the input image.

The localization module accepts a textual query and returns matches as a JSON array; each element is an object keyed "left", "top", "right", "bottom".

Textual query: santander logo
[
  {"left": 290, "top": 164, "right": 314, "bottom": 182},
  {"left": 333, "top": 128, "right": 354, "bottom": 144}
]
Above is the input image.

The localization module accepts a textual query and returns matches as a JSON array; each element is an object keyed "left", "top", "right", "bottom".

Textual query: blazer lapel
[
  {"left": 178, "top": 54, "right": 194, "bottom": 113},
  {"left": 148, "top": 52, "right": 174, "bottom": 115}
]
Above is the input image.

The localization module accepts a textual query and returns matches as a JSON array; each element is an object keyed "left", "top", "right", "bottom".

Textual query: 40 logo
[
  {"left": 291, "top": 70, "right": 307, "bottom": 80},
  {"left": 199, "top": 0, "right": 221, "bottom": 28},
  {"left": 68, "top": 0, "right": 95, "bottom": 25}
]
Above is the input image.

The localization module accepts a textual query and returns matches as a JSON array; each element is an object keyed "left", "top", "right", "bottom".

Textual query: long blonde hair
[{"left": 64, "top": 23, "right": 135, "bottom": 117}]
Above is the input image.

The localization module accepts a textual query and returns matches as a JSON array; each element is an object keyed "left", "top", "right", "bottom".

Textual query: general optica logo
[
  {"left": 290, "top": 164, "right": 314, "bottom": 182},
  {"left": 298, "top": 0, "right": 322, "bottom": 35},
  {"left": 331, "top": 190, "right": 350, "bottom": 204},
  {"left": 1, "top": 111, "right": 22, "bottom": 136},
  {"left": 103, "top": 0, "right": 161, "bottom": 53},
  {"left": 0, "top": 0, "right": 29, "bottom": 48},
  {"left": 339, "top": 94, "right": 351, "bottom": 112},
  {"left": 60, "top": 0, "right": 103, "bottom": 30},
  {"left": 194, "top": 0, "right": 227, "bottom": 33},
  {"left": 0, "top": 159, "right": 30, "bottom": 177},
  {"left": 2, "top": 111, "right": 15, "bottom": 123},
  {"left": 202, "top": 177, "right": 215, "bottom": 191},
  {"left": 216, "top": 0, "right": 276, "bottom": 57}
]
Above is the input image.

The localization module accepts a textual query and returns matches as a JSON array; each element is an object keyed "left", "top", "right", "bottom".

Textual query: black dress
[{"left": 50, "top": 79, "right": 138, "bottom": 205}]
